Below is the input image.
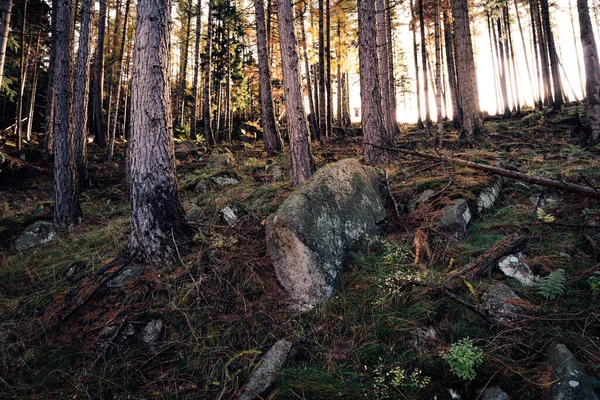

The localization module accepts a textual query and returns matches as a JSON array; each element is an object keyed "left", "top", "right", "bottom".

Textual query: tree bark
[
  {"left": 325, "top": 0, "right": 332, "bottom": 138},
  {"left": 203, "top": 0, "right": 215, "bottom": 145},
  {"left": 74, "top": 0, "right": 94, "bottom": 190},
  {"left": 433, "top": 0, "right": 443, "bottom": 148},
  {"left": 107, "top": 0, "right": 131, "bottom": 161},
  {"left": 53, "top": 0, "right": 81, "bottom": 230},
  {"left": 318, "top": 0, "right": 326, "bottom": 141},
  {"left": 93, "top": 0, "right": 107, "bottom": 147},
  {"left": 178, "top": 3, "right": 192, "bottom": 127},
  {"left": 277, "top": 0, "right": 316, "bottom": 186},
  {"left": 452, "top": 0, "right": 483, "bottom": 138},
  {"left": 496, "top": 16, "right": 511, "bottom": 117},
  {"left": 25, "top": 36, "right": 39, "bottom": 142},
  {"left": 375, "top": 0, "right": 394, "bottom": 139},
  {"left": 0, "top": 0, "right": 13, "bottom": 91},
  {"left": 532, "top": 0, "right": 551, "bottom": 106},
  {"left": 385, "top": 0, "right": 398, "bottom": 133},
  {"left": 43, "top": 0, "right": 57, "bottom": 160},
  {"left": 127, "top": 0, "right": 190, "bottom": 265},
  {"left": 443, "top": 9, "right": 460, "bottom": 125},
  {"left": 418, "top": 0, "right": 431, "bottom": 127},
  {"left": 514, "top": 0, "right": 536, "bottom": 106},
  {"left": 410, "top": 0, "right": 423, "bottom": 129},
  {"left": 255, "top": 0, "right": 283, "bottom": 151},
  {"left": 15, "top": 0, "right": 28, "bottom": 151},
  {"left": 578, "top": 0, "right": 600, "bottom": 142},
  {"left": 299, "top": 1, "right": 318, "bottom": 141},
  {"left": 191, "top": 0, "right": 201, "bottom": 141},
  {"left": 359, "top": 0, "right": 392, "bottom": 164},
  {"left": 540, "top": 0, "right": 563, "bottom": 109}
]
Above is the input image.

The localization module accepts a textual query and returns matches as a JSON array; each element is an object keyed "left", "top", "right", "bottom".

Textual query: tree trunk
[
  {"left": 540, "top": 0, "right": 563, "bottom": 109},
  {"left": 443, "top": 9, "right": 460, "bottom": 125},
  {"left": 433, "top": 0, "right": 443, "bottom": 148},
  {"left": 496, "top": 16, "right": 511, "bottom": 117},
  {"left": 203, "top": 0, "right": 214, "bottom": 145},
  {"left": 107, "top": 0, "right": 131, "bottom": 161},
  {"left": 578, "top": 0, "right": 600, "bottom": 142},
  {"left": 504, "top": 6, "right": 521, "bottom": 115},
  {"left": 343, "top": 72, "right": 351, "bottom": 124},
  {"left": 359, "top": 0, "right": 392, "bottom": 164},
  {"left": 277, "top": 0, "right": 316, "bottom": 186},
  {"left": 452, "top": 0, "right": 483, "bottom": 138},
  {"left": 569, "top": 0, "right": 586, "bottom": 97},
  {"left": 53, "top": 0, "right": 81, "bottom": 230},
  {"left": 385, "top": 0, "right": 398, "bottom": 133},
  {"left": 486, "top": 10, "right": 503, "bottom": 115},
  {"left": 74, "top": 0, "right": 94, "bottom": 189},
  {"left": 255, "top": 0, "right": 283, "bottom": 151},
  {"left": 325, "top": 0, "right": 332, "bottom": 138},
  {"left": 299, "top": 1, "right": 318, "bottom": 141},
  {"left": 514, "top": 0, "right": 536, "bottom": 106},
  {"left": 25, "top": 36, "right": 39, "bottom": 142},
  {"left": 375, "top": 0, "right": 394, "bottom": 139},
  {"left": 43, "top": 0, "right": 57, "bottom": 160},
  {"left": 418, "top": 0, "right": 431, "bottom": 127},
  {"left": 336, "top": 18, "right": 342, "bottom": 129},
  {"left": 410, "top": 0, "right": 423, "bottom": 129},
  {"left": 15, "top": 0, "right": 28, "bottom": 150},
  {"left": 318, "top": 0, "right": 326, "bottom": 141},
  {"left": 127, "top": 0, "right": 190, "bottom": 265},
  {"left": 178, "top": 5, "right": 192, "bottom": 126},
  {"left": 191, "top": 0, "right": 201, "bottom": 141},
  {"left": 532, "top": 0, "right": 551, "bottom": 106},
  {"left": 0, "top": 0, "right": 13, "bottom": 91},
  {"left": 93, "top": 0, "right": 107, "bottom": 147}
]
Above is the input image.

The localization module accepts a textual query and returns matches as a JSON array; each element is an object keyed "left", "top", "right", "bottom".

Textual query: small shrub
[
  {"left": 441, "top": 338, "right": 484, "bottom": 381},
  {"left": 587, "top": 271, "right": 600, "bottom": 295}
]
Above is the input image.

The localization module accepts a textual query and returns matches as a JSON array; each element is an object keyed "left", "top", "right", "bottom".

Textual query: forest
[{"left": 1, "top": 0, "right": 600, "bottom": 397}]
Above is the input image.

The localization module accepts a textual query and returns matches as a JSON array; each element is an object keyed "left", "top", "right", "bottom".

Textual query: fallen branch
[
  {"left": 367, "top": 143, "right": 600, "bottom": 201},
  {"left": 444, "top": 235, "right": 529, "bottom": 286}
]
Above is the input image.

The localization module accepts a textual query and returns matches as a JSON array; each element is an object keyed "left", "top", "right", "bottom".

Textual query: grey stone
[
  {"left": 478, "top": 386, "right": 509, "bottom": 400},
  {"left": 97, "top": 323, "right": 136, "bottom": 355},
  {"left": 211, "top": 175, "right": 239, "bottom": 187},
  {"left": 207, "top": 153, "right": 235, "bottom": 169},
  {"left": 482, "top": 283, "right": 523, "bottom": 319},
  {"left": 477, "top": 178, "right": 503, "bottom": 213},
  {"left": 175, "top": 140, "right": 196, "bottom": 155},
  {"left": 186, "top": 205, "right": 203, "bottom": 222},
  {"left": 106, "top": 266, "right": 144, "bottom": 288},
  {"left": 266, "top": 158, "right": 385, "bottom": 307},
  {"left": 220, "top": 205, "right": 239, "bottom": 226},
  {"left": 498, "top": 252, "right": 539, "bottom": 286},
  {"left": 408, "top": 326, "right": 444, "bottom": 355},
  {"left": 194, "top": 179, "right": 210, "bottom": 194},
  {"left": 266, "top": 163, "right": 284, "bottom": 181},
  {"left": 409, "top": 189, "right": 435, "bottom": 212},
  {"left": 137, "top": 319, "right": 163, "bottom": 346},
  {"left": 530, "top": 191, "right": 561, "bottom": 209},
  {"left": 239, "top": 339, "right": 292, "bottom": 400},
  {"left": 548, "top": 344, "right": 599, "bottom": 400},
  {"left": 438, "top": 199, "right": 471, "bottom": 237},
  {"left": 15, "top": 221, "right": 56, "bottom": 251}
]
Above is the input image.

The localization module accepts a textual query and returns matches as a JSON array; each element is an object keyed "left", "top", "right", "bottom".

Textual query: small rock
[
  {"left": 186, "top": 204, "right": 204, "bottom": 222},
  {"left": 266, "top": 163, "right": 284, "bottom": 181},
  {"left": 98, "top": 323, "right": 136, "bottom": 356},
  {"left": 15, "top": 221, "right": 56, "bottom": 251},
  {"left": 409, "top": 189, "right": 435, "bottom": 212},
  {"left": 64, "top": 261, "right": 87, "bottom": 280},
  {"left": 548, "top": 343, "right": 599, "bottom": 400},
  {"left": 137, "top": 319, "right": 163, "bottom": 347},
  {"left": 530, "top": 191, "right": 561, "bottom": 209},
  {"left": 498, "top": 252, "right": 539, "bottom": 286},
  {"left": 239, "top": 339, "right": 292, "bottom": 400},
  {"left": 106, "top": 266, "right": 144, "bottom": 288},
  {"left": 207, "top": 153, "right": 235, "bottom": 169},
  {"left": 194, "top": 179, "right": 210, "bottom": 193},
  {"left": 478, "top": 386, "right": 509, "bottom": 400},
  {"left": 483, "top": 283, "right": 523, "bottom": 319},
  {"left": 477, "top": 178, "right": 502, "bottom": 213},
  {"left": 211, "top": 175, "right": 239, "bottom": 187},
  {"left": 438, "top": 199, "right": 471, "bottom": 238},
  {"left": 220, "top": 205, "right": 239, "bottom": 226},
  {"left": 408, "top": 326, "right": 444, "bottom": 355}
]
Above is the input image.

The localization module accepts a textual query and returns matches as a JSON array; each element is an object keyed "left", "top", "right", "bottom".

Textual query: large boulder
[
  {"left": 266, "top": 159, "right": 386, "bottom": 307},
  {"left": 15, "top": 221, "right": 56, "bottom": 251},
  {"left": 548, "top": 344, "right": 599, "bottom": 400}
]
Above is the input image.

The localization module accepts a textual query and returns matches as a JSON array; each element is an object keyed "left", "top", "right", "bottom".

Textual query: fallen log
[
  {"left": 444, "top": 234, "right": 529, "bottom": 286},
  {"left": 367, "top": 144, "right": 600, "bottom": 201}
]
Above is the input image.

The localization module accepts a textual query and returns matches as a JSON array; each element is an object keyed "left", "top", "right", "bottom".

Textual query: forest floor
[{"left": 1, "top": 103, "right": 600, "bottom": 399}]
